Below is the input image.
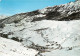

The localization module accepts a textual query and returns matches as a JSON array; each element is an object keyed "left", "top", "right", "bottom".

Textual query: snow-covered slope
[
  {"left": 0, "top": 0, "right": 80, "bottom": 56},
  {"left": 41, "top": 47, "right": 80, "bottom": 56},
  {"left": 0, "top": 37, "right": 38, "bottom": 56},
  {"left": 1, "top": 20, "right": 80, "bottom": 49}
]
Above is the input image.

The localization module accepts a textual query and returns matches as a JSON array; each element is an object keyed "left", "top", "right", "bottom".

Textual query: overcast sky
[{"left": 0, "top": 0, "right": 75, "bottom": 15}]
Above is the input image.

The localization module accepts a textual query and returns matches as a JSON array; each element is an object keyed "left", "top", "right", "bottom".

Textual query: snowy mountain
[
  {"left": 0, "top": 1, "right": 80, "bottom": 56},
  {"left": 0, "top": 15, "right": 8, "bottom": 20},
  {"left": 0, "top": 1, "right": 80, "bottom": 25}
]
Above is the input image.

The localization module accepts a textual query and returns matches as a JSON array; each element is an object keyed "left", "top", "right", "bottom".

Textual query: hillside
[{"left": 0, "top": 0, "right": 80, "bottom": 56}]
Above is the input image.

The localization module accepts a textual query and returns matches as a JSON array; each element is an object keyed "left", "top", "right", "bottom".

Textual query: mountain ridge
[{"left": 0, "top": 1, "right": 80, "bottom": 25}]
